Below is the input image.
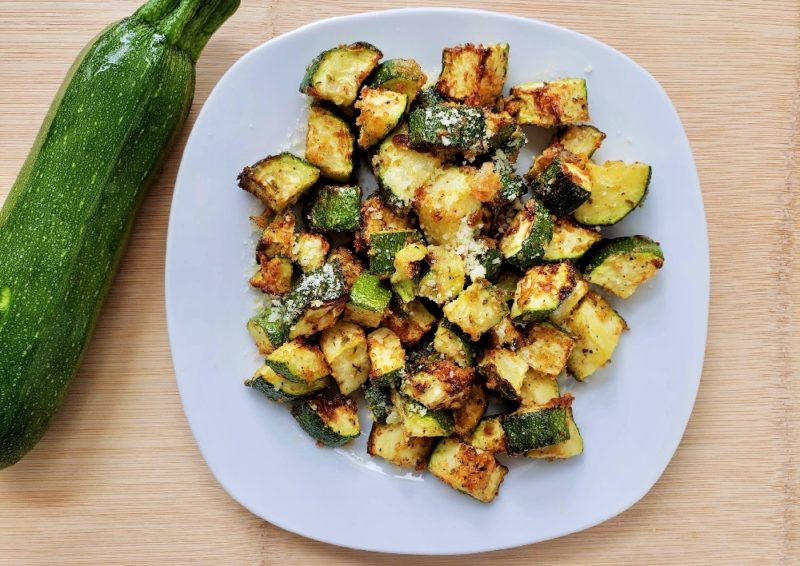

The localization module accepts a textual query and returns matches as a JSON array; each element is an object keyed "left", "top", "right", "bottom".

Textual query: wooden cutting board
[{"left": 0, "top": 1, "right": 797, "bottom": 563}]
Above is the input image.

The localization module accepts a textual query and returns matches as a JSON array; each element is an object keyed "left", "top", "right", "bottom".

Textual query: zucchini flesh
[
  {"left": 478, "top": 348, "right": 529, "bottom": 401},
  {"left": 355, "top": 87, "right": 408, "bottom": 148},
  {"left": 300, "top": 42, "right": 382, "bottom": 107},
  {"left": 506, "top": 78, "right": 589, "bottom": 127},
  {"left": 0, "top": 0, "right": 239, "bottom": 468},
  {"left": 452, "top": 384, "right": 488, "bottom": 438},
  {"left": 428, "top": 437, "right": 508, "bottom": 503},
  {"left": 292, "top": 394, "right": 361, "bottom": 447},
  {"left": 368, "top": 230, "right": 421, "bottom": 277},
  {"left": 264, "top": 340, "right": 330, "bottom": 384},
  {"left": 392, "top": 390, "right": 454, "bottom": 438},
  {"left": 552, "top": 125, "right": 606, "bottom": 158},
  {"left": 320, "top": 321, "right": 370, "bottom": 395},
  {"left": 565, "top": 291, "right": 627, "bottom": 380},
  {"left": 436, "top": 43, "right": 509, "bottom": 106},
  {"left": 400, "top": 360, "right": 476, "bottom": 410},
  {"left": 246, "top": 365, "right": 328, "bottom": 403},
  {"left": 238, "top": 153, "right": 320, "bottom": 212},
  {"left": 500, "top": 198, "right": 554, "bottom": 269},
  {"left": 573, "top": 161, "right": 651, "bottom": 226},
  {"left": 368, "top": 59, "right": 427, "bottom": 102},
  {"left": 533, "top": 155, "right": 592, "bottom": 216},
  {"left": 305, "top": 105, "right": 354, "bottom": 182},
  {"left": 367, "top": 422, "right": 435, "bottom": 470},
  {"left": 434, "top": 320, "right": 474, "bottom": 368},
  {"left": 511, "top": 262, "right": 578, "bottom": 323},
  {"left": 543, "top": 217, "right": 602, "bottom": 262},
  {"left": 443, "top": 280, "right": 508, "bottom": 341},
  {"left": 582, "top": 236, "right": 664, "bottom": 298}
]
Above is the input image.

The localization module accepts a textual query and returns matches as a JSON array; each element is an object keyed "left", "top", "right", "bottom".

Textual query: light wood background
[{"left": 0, "top": 1, "right": 798, "bottom": 564}]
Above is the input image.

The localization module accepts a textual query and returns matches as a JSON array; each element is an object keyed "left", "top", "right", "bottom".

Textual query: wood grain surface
[{"left": 0, "top": 1, "right": 798, "bottom": 564}]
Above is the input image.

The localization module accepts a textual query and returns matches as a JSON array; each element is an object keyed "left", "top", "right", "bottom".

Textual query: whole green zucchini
[{"left": 0, "top": 0, "right": 239, "bottom": 468}]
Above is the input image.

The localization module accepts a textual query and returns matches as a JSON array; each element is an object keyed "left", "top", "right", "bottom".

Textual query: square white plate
[{"left": 165, "top": 8, "right": 709, "bottom": 555}]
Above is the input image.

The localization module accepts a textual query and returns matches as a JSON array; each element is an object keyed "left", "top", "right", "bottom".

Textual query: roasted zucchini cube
[
  {"left": 238, "top": 153, "right": 320, "bottom": 212},
  {"left": 305, "top": 105, "right": 355, "bottom": 183},
  {"left": 532, "top": 153, "right": 593, "bottom": 216},
  {"left": 368, "top": 58, "right": 427, "bottom": 102},
  {"left": 327, "top": 247, "right": 364, "bottom": 290},
  {"left": 306, "top": 185, "right": 361, "bottom": 232},
  {"left": 527, "top": 408, "right": 583, "bottom": 460},
  {"left": 414, "top": 166, "right": 483, "bottom": 246},
  {"left": 401, "top": 360, "right": 476, "bottom": 410},
  {"left": 511, "top": 262, "right": 578, "bottom": 323},
  {"left": 291, "top": 393, "right": 361, "bottom": 447},
  {"left": 543, "top": 217, "right": 602, "bottom": 262},
  {"left": 428, "top": 437, "right": 508, "bottom": 503},
  {"left": 549, "top": 277, "right": 589, "bottom": 326},
  {"left": 495, "top": 269, "right": 521, "bottom": 304},
  {"left": 478, "top": 348, "right": 529, "bottom": 401},
  {"left": 367, "top": 327, "right": 406, "bottom": 385},
  {"left": 382, "top": 299, "right": 436, "bottom": 346},
  {"left": 355, "top": 87, "right": 408, "bottom": 148},
  {"left": 564, "top": 291, "right": 628, "bottom": 380},
  {"left": 363, "top": 380, "right": 394, "bottom": 424},
  {"left": 552, "top": 124, "right": 606, "bottom": 158},
  {"left": 367, "top": 422, "right": 435, "bottom": 470},
  {"left": 256, "top": 210, "right": 296, "bottom": 259},
  {"left": 292, "top": 232, "right": 329, "bottom": 273},
  {"left": 505, "top": 78, "right": 589, "bottom": 127},
  {"left": 452, "top": 384, "right": 488, "bottom": 438},
  {"left": 469, "top": 416, "right": 507, "bottom": 454},
  {"left": 300, "top": 42, "right": 382, "bottom": 107},
  {"left": 250, "top": 257, "right": 293, "bottom": 295},
  {"left": 246, "top": 302, "right": 289, "bottom": 354},
  {"left": 443, "top": 280, "right": 508, "bottom": 341},
  {"left": 518, "top": 370, "right": 561, "bottom": 408},
  {"left": 391, "top": 390, "right": 454, "bottom": 438},
  {"left": 499, "top": 198, "right": 554, "bottom": 269},
  {"left": 519, "top": 322, "right": 576, "bottom": 376},
  {"left": 368, "top": 230, "right": 421, "bottom": 278},
  {"left": 436, "top": 43, "right": 509, "bottom": 106},
  {"left": 408, "top": 104, "right": 485, "bottom": 152},
  {"left": 344, "top": 272, "right": 392, "bottom": 328},
  {"left": 433, "top": 320, "right": 474, "bottom": 368},
  {"left": 389, "top": 242, "right": 427, "bottom": 303},
  {"left": 372, "top": 124, "right": 444, "bottom": 211},
  {"left": 582, "top": 236, "right": 664, "bottom": 299},
  {"left": 284, "top": 261, "right": 347, "bottom": 322},
  {"left": 320, "top": 321, "right": 370, "bottom": 395},
  {"left": 573, "top": 160, "right": 651, "bottom": 226},
  {"left": 501, "top": 395, "right": 573, "bottom": 454},
  {"left": 245, "top": 364, "right": 329, "bottom": 403},
  {"left": 289, "top": 299, "right": 346, "bottom": 340},
  {"left": 264, "top": 340, "right": 330, "bottom": 384},
  {"left": 491, "top": 150, "right": 526, "bottom": 204},
  {"left": 418, "top": 245, "right": 467, "bottom": 304},
  {"left": 485, "top": 317, "right": 525, "bottom": 351},
  {"left": 413, "top": 86, "right": 446, "bottom": 109},
  {"left": 357, "top": 194, "right": 415, "bottom": 252}
]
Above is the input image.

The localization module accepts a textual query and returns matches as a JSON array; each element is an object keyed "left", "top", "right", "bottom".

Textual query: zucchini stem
[{"left": 135, "top": 0, "right": 240, "bottom": 61}]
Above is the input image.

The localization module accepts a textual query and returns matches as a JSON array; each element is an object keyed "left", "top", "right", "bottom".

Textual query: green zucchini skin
[{"left": 0, "top": 0, "right": 239, "bottom": 469}]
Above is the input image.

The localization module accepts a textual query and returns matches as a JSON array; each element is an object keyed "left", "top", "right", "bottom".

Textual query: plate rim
[{"left": 165, "top": 7, "right": 710, "bottom": 555}]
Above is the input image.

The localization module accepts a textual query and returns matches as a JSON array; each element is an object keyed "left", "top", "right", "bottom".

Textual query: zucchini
[
  {"left": 414, "top": 166, "right": 483, "bottom": 247},
  {"left": 245, "top": 364, "right": 328, "bottom": 403},
  {"left": 511, "top": 262, "right": 578, "bottom": 323},
  {"left": 390, "top": 242, "right": 427, "bottom": 303},
  {"left": 505, "top": 78, "right": 589, "bottom": 127},
  {"left": 478, "top": 348, "right": 529, "bottom": 401},
  {"left": 433, "top": 320, "right": 474, "bottom": 368},
  {"left": 499, "top": 198, "right": 553, "bottom": 269},
  {"left": 543, "top": 217, "right": 602, "bottom": 262},
  {"left": 400, "top": 360, "right": 476, "bottom": 410},
  {"left": 408, "top": 105, "right": 514, "bottom": 158},
  {"left": 443, "top": 280, "right": 508, "bottom": 341},
  {"left": 452, "top": 384, "right": 488, "bottom": 438},
  {"left": 527, "top": 408, "right": 583, "bottom": 460},
  {"left": 549, "top": 277, "right": 589, "bottom": 326},
  {"left": 565, "top": 291, "right": 628, "bottom": 380},
  {"left": 372, "top": 124, "right": 444, "bottom": 211},
  {"left": 469, "top": 416, "right": 507, "bottom": 454},
  {"left": 256, "top": 210, "right": 296, "bottom": 259},
  {"left": 327, "top": 247, "right": 364, "bottom": 290},
  {"left": 247, "top": 301, "right": 289, "bottom": 354},
  {"left": 428, "top": 437, "right": 508, "bottom": 503},
  {"left": 486, "top": 317, "right": 525, "bottom": 351},
  {"left": 383, "top": 299, "right": 436, "bottom": 346},
  {"left": 291, "top": 394, "right": 361, "bottom": 447},
  {"left": 552, "top": 125, "right": 606, "bottom": 158},
  {"left": 436, "top": 43, "right": 509, "bottom": 106},
  {"left": 413, "top": 86, "right": 446, "bottom": 109},
  {"left": 300, "top": 42, "right": 382, "bottom": 107},
  {"left": 368, "top": 230, "right": 421, "bottom": 278},
  {"left": 319, "top": 321, "right": 370, "bottom": 395},
  {"left": 355, "top": 87, "right": 408, "bottom": 148},
  {"left": 518, "top": 371, "right": 560, "bottom": 408},
  {"left": 306, "top": 185, "right": 361, "bottom": 233},
  {"left": 264, "top": 340, "right": 330, "bottom": 384},
  {"left": 292, "top": 232, "right": 329, "bottom": 273},
  {"left": 305, "top": 105, "right": 354, "bottom": 182},
  {"left": 368, "top": 59, "right": 427, "bottom": 102},
  {"left": 582, "top": 236, "right": 664, "bottom": 298},
  {"left": 476, "top": 244, "right": 504, "bottom": 282},
  {"left": 495, "top": 269, "right": 521, "bottom": 304},
  {"left": 392, "top": 390, "right": 454, "bottom": 438},
  {"left": 367, "top": 422, "right": 435, "bottom": 470},
  {"left": 283, "top": 261, "right": 347, "bottom": 323},
  {"left": 356, "top": 194, "right": 414, "bottom": 252},
  {"left": 249, "top": 257, "right": 293, "bottom": 296},
  {"left": 501, "top": 396, "right": 573, "bottom": 454},
  {"left": 518, "top": 322, "right": 576, "bottom": 377},
  {"left": 364, "top": 381, "right": 394, "bottom": 424},
  {"left": 238, "top": 153, "right": 320, "bottom": 212},
  {"left": 344, "top": 272, "right": 392, "bottom": 328},
  {"left": 418, "top": 246, "right": 467, "bottom": 305},
  {"left": 491, "top": 150, "right": 526, "bottom": 204},
  {"left": 367, "top": 327, "right": 406, "bottom": 385},
  {"left": 532, "top": 153, "right": 593, "bottom": 216},
  {"left": 0, "top": 0, "right": 239, "bottom": 467},
  {"left": 573, "top": 161, "right": 651, "bottom": 226}
]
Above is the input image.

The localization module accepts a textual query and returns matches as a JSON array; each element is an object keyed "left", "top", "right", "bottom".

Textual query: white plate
[{"left": 165, "top": 8, "right": 709, "bottom": 555}]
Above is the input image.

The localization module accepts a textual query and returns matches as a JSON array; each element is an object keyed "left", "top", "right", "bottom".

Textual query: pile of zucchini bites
[{"left": 238, "top": 42, "right": 664, "bottom": 503}]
